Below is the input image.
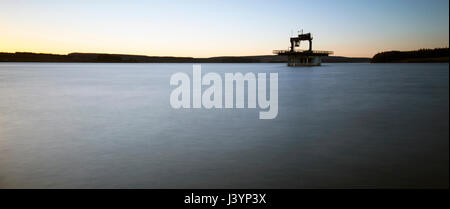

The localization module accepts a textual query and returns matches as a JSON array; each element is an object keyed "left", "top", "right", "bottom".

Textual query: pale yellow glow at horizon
[{"left": 1, "top": 0, "right": 448, "bottom": 58}]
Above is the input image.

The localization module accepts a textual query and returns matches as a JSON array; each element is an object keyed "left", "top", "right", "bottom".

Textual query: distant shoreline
[
  {"left": 2, "top": 48, "right": 448, "bottom": 63},
  {"left": 0, "top": 52, "right": 370, "bottom": 63},
  {"left": 371, "top": 48, "right": 448, "bottom": 63}
]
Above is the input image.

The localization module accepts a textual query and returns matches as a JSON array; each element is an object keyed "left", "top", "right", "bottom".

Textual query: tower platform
[
  {"left": 273, "top": 49, "right": 333, "bottom": 66},
  {"left": 274, "top": 32, "right": 333, "bottom": 66}
]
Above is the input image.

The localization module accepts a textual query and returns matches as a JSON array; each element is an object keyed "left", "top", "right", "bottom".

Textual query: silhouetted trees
[{"left": 371, "top": 48, "right": 449, "bottom": 63}]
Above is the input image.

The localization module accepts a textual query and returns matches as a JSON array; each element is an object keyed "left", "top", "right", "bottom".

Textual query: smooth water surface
[{"left": 0, "top": 63, "right": 448, "bottom": 188}]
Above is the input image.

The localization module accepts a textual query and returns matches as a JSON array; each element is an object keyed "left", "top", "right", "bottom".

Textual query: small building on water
[{"left": 273, "top": 32, "right": 333, "bottom": 66}]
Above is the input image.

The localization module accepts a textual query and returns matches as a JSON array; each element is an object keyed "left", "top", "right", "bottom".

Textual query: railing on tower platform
[{"left": 273, "top": 49, "right": 334, "bottom": 55}]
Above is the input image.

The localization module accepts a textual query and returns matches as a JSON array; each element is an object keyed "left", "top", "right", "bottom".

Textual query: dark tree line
[{"left": 371, "top": 48, "right": 449, "bottom": 63}]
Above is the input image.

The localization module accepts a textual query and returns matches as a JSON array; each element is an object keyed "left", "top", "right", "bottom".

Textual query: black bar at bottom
[{"left": 0, "top": 189, "right": 448, "bottom": 208}]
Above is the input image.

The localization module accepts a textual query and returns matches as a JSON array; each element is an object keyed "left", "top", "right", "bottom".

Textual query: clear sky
[{"left": 1, "top": 0, "right": 448, "bottom": 57}]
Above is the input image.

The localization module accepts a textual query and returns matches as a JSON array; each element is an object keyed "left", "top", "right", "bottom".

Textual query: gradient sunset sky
[{"left": 1, "top": 0, "right": 448, "bottom": 57}]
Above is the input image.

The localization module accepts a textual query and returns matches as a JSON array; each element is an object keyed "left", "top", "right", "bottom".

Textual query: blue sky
[{"left": 1, "top": 0, "right": 448, "bottom": 57}]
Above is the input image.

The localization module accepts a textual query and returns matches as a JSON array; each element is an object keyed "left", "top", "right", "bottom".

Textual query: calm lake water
[{"left": 0, "top": 63, "right": 448, "bottom": 188}]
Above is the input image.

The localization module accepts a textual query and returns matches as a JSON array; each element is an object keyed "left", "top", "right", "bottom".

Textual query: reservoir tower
[{"left": 273, "top": 32, "right": 333, "bottom": 66}]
